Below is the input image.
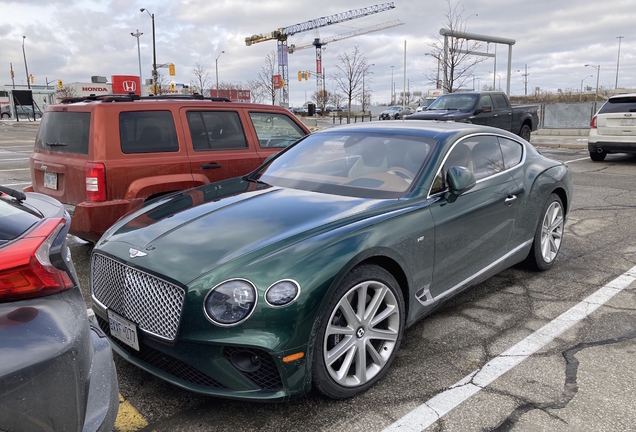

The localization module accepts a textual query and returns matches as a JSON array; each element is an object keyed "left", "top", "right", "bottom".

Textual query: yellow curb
[{"left": 114, "top": 393, "right": 149, "bottom": 432}]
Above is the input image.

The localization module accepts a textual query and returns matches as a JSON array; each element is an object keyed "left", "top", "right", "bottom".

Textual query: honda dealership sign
[{"left": 111, "top": 75, "right": 141, "bottom": 96}]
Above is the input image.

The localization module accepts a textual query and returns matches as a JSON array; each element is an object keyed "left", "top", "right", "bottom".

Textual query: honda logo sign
[{"left": 122, "top": 81, "right": 137, "bottom": 92}]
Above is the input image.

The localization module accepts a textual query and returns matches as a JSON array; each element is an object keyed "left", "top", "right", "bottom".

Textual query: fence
[{"left": 540, "top": 102, "right": 599, "bottom": 129}]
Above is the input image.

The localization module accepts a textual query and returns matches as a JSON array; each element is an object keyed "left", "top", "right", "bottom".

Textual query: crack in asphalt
[{"left": 488, "top": 328, "right": 636, "bottom": 431}]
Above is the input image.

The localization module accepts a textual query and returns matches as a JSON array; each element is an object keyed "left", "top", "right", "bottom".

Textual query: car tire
[
  {"left": 312, "top": 264, "right": 405, "bottom": 399},
  {"left": 519, "top": 124, "right": 531, "bottom": 142},
  {"left": 1, "top": 113, "right": 8, "bottom": 119},
  {"left": 589, "top": 151, "right": 606, "bottom": 161},
  {"left": 525, "top": 193, "right": 565, "bottom": 271},
  {"left": 395, "top": 114, "right": 400, "bottom": 120}
]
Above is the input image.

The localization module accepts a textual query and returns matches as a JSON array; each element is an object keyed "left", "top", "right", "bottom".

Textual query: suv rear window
[
  {"left": 599, "top": 96, "right": 636, "bottom": 114},
  {"left": 120, "top": 111, "right": 179, "bottom": 154},
  {"left": 35, "top": 112, "right": 90, "bottom": 154}
]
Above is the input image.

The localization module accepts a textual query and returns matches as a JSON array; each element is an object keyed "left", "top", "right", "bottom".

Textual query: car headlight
[
  {"left": 265, "top": 279, "right": 300, "bottom": 307},
  {"left": 204, "top": 279, "right": 257, "bottom": 326}
]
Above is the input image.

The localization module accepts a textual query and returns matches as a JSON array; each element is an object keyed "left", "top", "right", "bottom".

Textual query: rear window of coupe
[
  {"left": 35, "top": 112, "right": 91, "bottom": 154},
  {"left": 119, "top": 111, "right": 179, "bottom": 154}
]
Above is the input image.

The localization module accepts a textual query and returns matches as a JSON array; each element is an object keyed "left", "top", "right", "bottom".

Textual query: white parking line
[
  {"left": 564, "top": 156, "right": 590, "bottom": 164},
  {"left": 382, "top": 264, "right": 636, "bottom": 432},
  {"left": 0, "top": 158, "right": 29, "bottom": 161},
  {"left": 1, "top": 182, "right": 31, "bottom": 187},
  {"left": 0, "top": 168, "right": 29, "bottom": 172}
]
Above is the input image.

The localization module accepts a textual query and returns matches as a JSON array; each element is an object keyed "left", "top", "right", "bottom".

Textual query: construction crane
[
  {"left": 245, "top": 3, "right": 395, "bottom": 106},
  {"left": 288, "top": 20, "right": 404, "bottom": 97}
]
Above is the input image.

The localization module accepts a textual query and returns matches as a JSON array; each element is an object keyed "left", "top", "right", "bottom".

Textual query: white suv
[{"left": 588, "top": 93, "right": 636, "bottom": 161}]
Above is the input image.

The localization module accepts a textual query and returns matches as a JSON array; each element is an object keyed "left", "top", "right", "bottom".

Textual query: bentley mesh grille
[{"left": 91, "top": 253, "right": 185, "bottom": 340}]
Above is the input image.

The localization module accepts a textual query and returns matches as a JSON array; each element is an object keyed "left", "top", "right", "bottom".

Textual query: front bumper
[{"left": 93, "top": 308, "right": 311, "bottom": 402}]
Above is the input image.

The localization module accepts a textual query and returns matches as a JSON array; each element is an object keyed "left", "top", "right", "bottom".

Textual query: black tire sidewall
[
  {"left": 528, "top": 193, "right": 564, "bottom": 271},
  {"left": 590, "top": 151, "right": 606, "bottom": 161},
  {"left": 312, "top": 264, "right": 405, "bottom": 399},
  {"left": 520, "top": 125, "right": 531, "bottom": 141}
]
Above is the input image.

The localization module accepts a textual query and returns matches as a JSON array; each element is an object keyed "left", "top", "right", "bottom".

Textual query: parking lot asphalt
[{"left": 2, "top": 121, "right": 636, "bottom": 431}]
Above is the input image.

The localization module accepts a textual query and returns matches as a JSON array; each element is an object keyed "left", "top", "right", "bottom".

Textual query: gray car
[
  {"left": 379, "top": 105, "right": 415, "bottom": 120},
  {"left": 0, "top": 104, "right": 10, "bottom": 119},
  {"left": 0, "top": 187, "right": 118, "bottom": 431}
]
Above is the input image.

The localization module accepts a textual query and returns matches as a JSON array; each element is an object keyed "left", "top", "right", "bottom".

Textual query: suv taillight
[
  {"left": 591, "top": 115, "right": 597, "bottom": 129},
  {"left": 85, "top": 162, "right": 106, "bottom": 201},
  {"left": 0, "top": 218, "right": 73, "bottom": 302}
]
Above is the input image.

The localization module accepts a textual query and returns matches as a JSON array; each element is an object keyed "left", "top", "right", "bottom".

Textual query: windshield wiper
[
  {"left": 0, "top": 185, "right": 26, "bottom": 203},
  {"left": 44, "top": 142, "right": 68, "bottom": 147},
  {"left": 242, "top": 173, "right": 270, "bottom": 186}
]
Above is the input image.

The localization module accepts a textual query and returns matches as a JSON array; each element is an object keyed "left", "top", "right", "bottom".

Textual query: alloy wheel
[
  {"left": 323, "top": 280, "right": 400, "bottom": 387},
  {"left": 540, "top": 201, "right": 564, "bottom": 263}
]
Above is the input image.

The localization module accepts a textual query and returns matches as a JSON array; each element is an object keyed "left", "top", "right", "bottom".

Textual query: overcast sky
[{"left": 1, "top": 0, "right": 634, "bottom": 105}]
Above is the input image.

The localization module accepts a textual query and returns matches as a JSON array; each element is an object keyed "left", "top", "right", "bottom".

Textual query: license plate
[
  {"left": 107, "top": 310, "right": 140, "bottom": 351},
  {"left": 43, "top": 171, "right": 57, "bottom": 190},
  {"left": 620, "top": 119, "right": 635, "bottom": 126}
]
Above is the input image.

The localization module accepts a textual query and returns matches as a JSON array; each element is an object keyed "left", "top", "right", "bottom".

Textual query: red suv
[{"left": 26, "top": 94, "right": 310, "bottom": 242}]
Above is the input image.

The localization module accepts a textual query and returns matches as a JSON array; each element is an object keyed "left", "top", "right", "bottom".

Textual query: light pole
[
  {"left": 425, "top": 53, "right": 441, "bottom": 90},
  {"left": 585, "top": 64, "right": 600, "bottom": 111},
  {"left": 140, "top": 8, "right": 157, "bottom": 94},
  {"left": 580, "top": 75, "right": 593, "bottom": 102},
  {"left": 22, "top": 36, "right": 31, "bottom": 90},
  {"left": 390, "top": 65, "right": 395, "bottom": 104},
  {"left": 615, "top": 36, "right": 624, "bottom": 89},
  {"left": 131, "top": 29, "right": 143, "bottom": 94},
  {"left": 215, "top": 50, "right": 225, "bottom": 98}
]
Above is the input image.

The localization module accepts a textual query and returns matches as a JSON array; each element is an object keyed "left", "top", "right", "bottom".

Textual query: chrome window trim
[
  {"left": 264, "top": 279, "right": 301, "bottom": 308},
  {"left": 427, "top": 132, "right": 527, "bottom": 199},
  {"left": 202, "top": 278, "right": 259, "bottom": 327}
]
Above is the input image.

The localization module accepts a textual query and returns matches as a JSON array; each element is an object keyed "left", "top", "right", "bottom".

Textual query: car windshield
[
  {"left": 427, "top": 94, "right": 478, "bottom": 111},
  {"left": 255, "top": 132, "right": 437, "bottom": 199}
]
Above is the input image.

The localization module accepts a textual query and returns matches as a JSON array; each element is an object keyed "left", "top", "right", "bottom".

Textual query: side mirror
[{"left": 445, "top": 166, "right": 476, "bottom": 203}]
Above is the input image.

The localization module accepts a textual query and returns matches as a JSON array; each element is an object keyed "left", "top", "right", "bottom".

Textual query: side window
[
  {"left": 119, "top": 111, "right": 178, "bottom": 154},
  {"left": 498, "top": 137, "right": 523, "bottom": 169},
  {"left": 470, "top": 135, "right": 505, "bottom": 180},
  {"left": 478, "top": 95, "right": 493, "bottom": 109},
  {"left": 187, "top": 111, "right": 247, "bottom": 151},
  {"left": 492, "top": 94, "right": 509, "bottom": 110},
  {"left": 249, "top": 112, "right": 305, "bottom": 149},
  {"left": 429, "top": 141, "right": 472, "bottom": 195}
]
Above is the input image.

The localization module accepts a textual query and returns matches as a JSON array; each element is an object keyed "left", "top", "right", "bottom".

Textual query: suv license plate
[
  {"left": 43, "top": 171, "right": 57, "bottom": 190},
  {"left": 620, "top": 119, "right": 635, "bottom": 126},
  {"left": 107, "top": 310, "right": 140, "bottom": 351}
]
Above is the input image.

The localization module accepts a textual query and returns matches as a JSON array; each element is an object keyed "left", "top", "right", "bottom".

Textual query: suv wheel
[
  {"left": 1, "top": 113, "right": 8, "bottom": 119},
  {"left": 590, "top": 151, "right": 606, "bottom": 162}
]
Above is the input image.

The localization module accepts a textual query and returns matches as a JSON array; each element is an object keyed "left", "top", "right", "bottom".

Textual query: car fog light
[
  {"left": 265, "top": 280, "right": 300, "bottom": 306},
  {"left": 204, "top": 279, "right": 256, "bottom": 326}
]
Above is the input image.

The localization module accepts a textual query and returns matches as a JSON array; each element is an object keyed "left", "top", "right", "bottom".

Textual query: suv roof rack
[{"left": 61, "top": 92, "right": 232, "bottom": 104}]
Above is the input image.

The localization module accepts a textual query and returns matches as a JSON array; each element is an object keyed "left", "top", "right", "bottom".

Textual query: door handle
[
  {"left": 493, "top": 114, "right": 498, "bottom": 117},
  {"left": 508, "top": 112, "right": 512, "bottom": 116},
  {"left": 201, "top": 163, "right": 222, "bottom": 170},
  {"left": 505, "top": 195, "right": 517, "bottom": 205}
]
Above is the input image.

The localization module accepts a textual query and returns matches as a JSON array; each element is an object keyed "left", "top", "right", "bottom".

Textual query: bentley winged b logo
[{"left": 129, "top": 248, "right": 147, "bottom": 258}]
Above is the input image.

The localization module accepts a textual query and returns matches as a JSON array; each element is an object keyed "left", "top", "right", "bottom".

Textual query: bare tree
[
  {"left": 190, "top": 62, "right": 210, "bottom": 95},
  {"left": 256, "top": 51, "right": 278, "bottom": 105},
  {"left": 246, "top": 78, "right": 265, "bottom": 103},
  {"left": 334, "top": 46, "right": 367, "bottom": 117},
  {"left": 55, "top": 86, "right": 78, "bottom": 101},
  {"left": 426, "top": 1, "right": 486, "bottom": 93},
  {"left": 156, "top": 73, "right": 170, "bottom": 94},
  {"left": 312, "top": 89, "right": 330, "bottom": 114},
  {"left": 329, "top": 91, "right": 344, "bottom": 110}
]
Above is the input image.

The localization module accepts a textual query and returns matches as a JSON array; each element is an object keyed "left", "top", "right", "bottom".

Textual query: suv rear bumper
[
  {"left": 69, "top": 199, "right": 140, "bottom": 242},
  {"left": 588, "top": 129, "right": 636, "bottom": 154}
]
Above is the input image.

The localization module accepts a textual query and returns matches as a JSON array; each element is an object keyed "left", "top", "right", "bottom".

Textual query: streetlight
[
  {"left": 140, "top": 8, "right": 157, "bottom": 94},
  {"left": 390, "top": 65, "right": 395, "bottom": 104},
  {"left": 580, "top": 75, "right": 593, "bottom": 102},
  {"left": 362, "top": 63, "right": 374, "bottom": 113},
  {"left": 615, "top": 36, "right": 624, "bottom": 89},
  {"left": 215, "top": 50, "right": 225, "bottom": 98},
  {"left": 488, "top": 72, "right": 501, "bottom": 91},
  {"left": 131, "top": 29, "right": 143, "bottom": 94},
  {"left": 585, "top": 64, "right": 600, "bottom": 111},
  {"left": 22, "top": 36, "right": 31, "bottom": 90}
]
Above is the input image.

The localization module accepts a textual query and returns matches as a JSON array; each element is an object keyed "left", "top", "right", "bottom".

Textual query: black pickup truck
[{"left": 406, "top": 91, "right": 540, "bottom": 141}]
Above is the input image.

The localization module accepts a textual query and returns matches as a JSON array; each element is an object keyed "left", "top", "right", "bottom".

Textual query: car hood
[
  {"left": 407, "top": 110, "right": 469, "bottom": 120},
  {"left": 96, "top": 178, "right": 389, "bottom": 285}
]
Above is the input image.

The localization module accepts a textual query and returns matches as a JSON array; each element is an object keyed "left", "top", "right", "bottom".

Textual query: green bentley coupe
[{"left": 91, "top": 121, "right": 572, "bottom": 401}]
